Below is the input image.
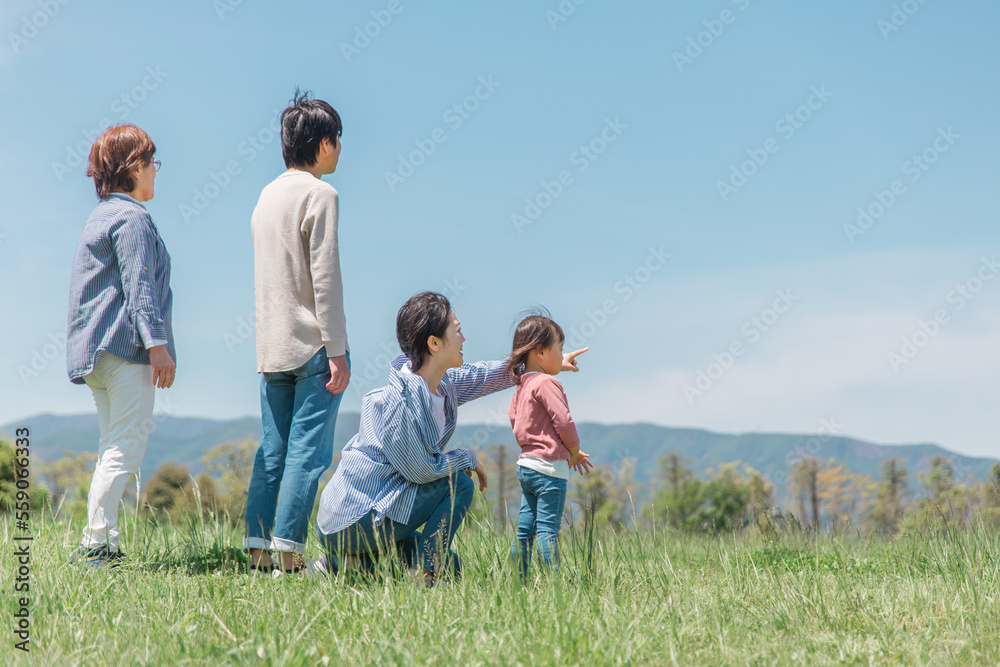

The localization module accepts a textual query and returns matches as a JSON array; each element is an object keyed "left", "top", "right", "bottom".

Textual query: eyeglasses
[{"left": 152, "top": 160, "right": 162, "bottom": 172}]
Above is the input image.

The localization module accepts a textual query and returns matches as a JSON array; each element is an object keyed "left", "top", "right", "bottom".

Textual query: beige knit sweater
[{"left": 251, "top": 170, "right": 348, "bottom": 373}]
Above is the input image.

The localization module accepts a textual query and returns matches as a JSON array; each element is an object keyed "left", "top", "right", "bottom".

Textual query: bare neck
[
  {"left": 523, "top": 358, "right": 546, "bottom": 375},
  {"left": 415, "top": 359, "right": 447, "bottom": 397}
]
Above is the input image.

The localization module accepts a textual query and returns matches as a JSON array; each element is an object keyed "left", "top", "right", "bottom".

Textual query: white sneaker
[{"left": 312, "top": 555, "right": 334, "bottom": 577}]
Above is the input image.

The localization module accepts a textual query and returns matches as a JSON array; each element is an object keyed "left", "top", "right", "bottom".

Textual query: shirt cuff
[
  {"left": 136, "top": 314, "right": 167, "bottom": 349},
  {"left": 324, "top": 339, "right": 348, "bottom": 358},
  {"left": 465, "top": 449, "right": 479, "bottom": 472}
]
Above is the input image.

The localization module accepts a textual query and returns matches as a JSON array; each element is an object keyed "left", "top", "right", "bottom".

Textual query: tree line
[
  {"left": 473, "top": 446, "right": 1000, "bottom": 536},
  {"left": 3, "top": 437, "right": 998, "bottom": 536}
]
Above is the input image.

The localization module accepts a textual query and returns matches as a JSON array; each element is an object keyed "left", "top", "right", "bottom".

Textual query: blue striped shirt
[
  {"left": 317, "top": 354, "right": 514, "bottom": 535},
  {"left": 66, "top": 193, "right": 174, "bottom": 384}
]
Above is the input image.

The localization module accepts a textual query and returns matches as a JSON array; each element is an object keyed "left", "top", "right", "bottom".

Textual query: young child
[{"left": 507, "top": 314, "right": 593, "bottom": 576}]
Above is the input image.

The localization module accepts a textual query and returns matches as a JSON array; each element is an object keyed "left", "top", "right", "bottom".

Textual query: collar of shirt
[
  {"left": 389, "top": 355, "right": 456, "bottom": 448},
  {"left": 103, "top": 193, "right": 164, "bottom": 239},
  {"left": 105, "top": 192, "right": 146, "bottom": 208}
]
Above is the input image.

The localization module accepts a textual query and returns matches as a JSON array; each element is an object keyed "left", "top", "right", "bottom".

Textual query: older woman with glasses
[{"left": 66, "top": 123, "right": 175, "bottom": 569}]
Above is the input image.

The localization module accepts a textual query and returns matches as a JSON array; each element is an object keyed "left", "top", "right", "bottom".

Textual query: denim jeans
[
  {"left": 511, "top": 466, "right": 567, "bottom": 576},
  {"left": 319, "top": 472, "right": 473, "bottom": 575},
  {"left": 244, "top": 348, "right": 349, "bottom": 554}
]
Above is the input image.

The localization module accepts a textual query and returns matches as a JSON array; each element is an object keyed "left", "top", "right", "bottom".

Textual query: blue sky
[{"left": 1, "top": 0, "right": 998, "bottom": 460}]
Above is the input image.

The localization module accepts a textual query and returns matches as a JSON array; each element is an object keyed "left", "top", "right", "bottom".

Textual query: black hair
[
  {"left": 506, "top": 309, "right": 565, "bottom": 383},
  {"left": 280, "top": 88, "right": 342, "bottom": 168},
  {"left": 396, "top": 292, "right": 453, "bottom": 372}
]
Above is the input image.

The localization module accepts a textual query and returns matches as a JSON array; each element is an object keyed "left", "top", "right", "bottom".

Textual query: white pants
[{"left": 82, "top": 353, "right": 155, "bottom": 551}]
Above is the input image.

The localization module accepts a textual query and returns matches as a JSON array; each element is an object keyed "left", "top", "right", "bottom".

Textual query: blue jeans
[
  {"left": 244, "top": 348, "right": 349, "bottom": 553},
  {"left": 511, "top": 466, "right": 567, "bottom": 576},
  {"left": 319, "top": 472, "right": 473, "bottom": 575}
]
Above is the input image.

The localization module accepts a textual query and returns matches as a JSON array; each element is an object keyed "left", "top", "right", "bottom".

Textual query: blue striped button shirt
[
  {"left": 66, "top": 193, "right": 174, "bottom": 384},
  {"left": 317, "top": 354, "right": 514, "bottom": 535}
]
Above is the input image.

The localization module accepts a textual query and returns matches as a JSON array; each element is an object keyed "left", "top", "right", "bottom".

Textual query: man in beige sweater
[{"left": 244, "top": 91, "right": 351, "bottom": 575}]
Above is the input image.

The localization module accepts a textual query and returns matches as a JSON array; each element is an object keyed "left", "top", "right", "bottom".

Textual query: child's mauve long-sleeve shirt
[{"left": 508, "top": 372, "right": 580, "bottom": 467}]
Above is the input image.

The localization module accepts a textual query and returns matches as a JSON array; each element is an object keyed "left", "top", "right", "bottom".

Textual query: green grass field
[{"left": 4, "top": 511, "right": 999, "bottom": 666}]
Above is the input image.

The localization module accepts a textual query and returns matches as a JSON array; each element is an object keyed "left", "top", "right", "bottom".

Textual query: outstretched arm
[{"left": 448, "top": 359, "right": 515, "bottom": 406}]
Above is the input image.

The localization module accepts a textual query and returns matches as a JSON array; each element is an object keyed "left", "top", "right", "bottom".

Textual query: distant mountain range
[{"left": 3, "top": 413, "right": 997, "bottom": 495}]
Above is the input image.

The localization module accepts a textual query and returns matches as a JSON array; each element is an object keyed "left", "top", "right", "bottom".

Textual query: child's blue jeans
[{"left": 511, "top": 466, "right": 567, "bottom": 576}]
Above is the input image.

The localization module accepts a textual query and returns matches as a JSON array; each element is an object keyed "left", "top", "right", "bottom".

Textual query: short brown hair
[{"left": 86, "top": 124, "right": 156, "bottom": 199}]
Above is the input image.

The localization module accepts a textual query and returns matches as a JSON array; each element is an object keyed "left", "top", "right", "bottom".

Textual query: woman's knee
[{"left": 453, "top": 471, "right": 475, "bottom": 503}]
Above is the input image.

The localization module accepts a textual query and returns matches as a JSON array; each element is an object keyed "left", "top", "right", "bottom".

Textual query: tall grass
[{"left": 4, "top": 509, "right": 999, "bottom": 665}]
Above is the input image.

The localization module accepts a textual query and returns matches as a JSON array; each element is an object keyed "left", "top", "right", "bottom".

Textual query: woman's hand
[
  {"left": 466, "top": 460, "right": 488, "bottom": 492},
  {"left": 149, "top": 345, "right": 175, "bottom": 389},
  {"left": 561, "top": 347, "right": 589, "bottom": 372},
  {"left": 569, "top": 449, "right": 594, "bottom": 474}
]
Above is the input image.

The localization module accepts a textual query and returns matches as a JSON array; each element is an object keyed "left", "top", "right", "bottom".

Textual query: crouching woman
[{"left": 315, "top": 292, "right": 501, "bottom": 586}]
